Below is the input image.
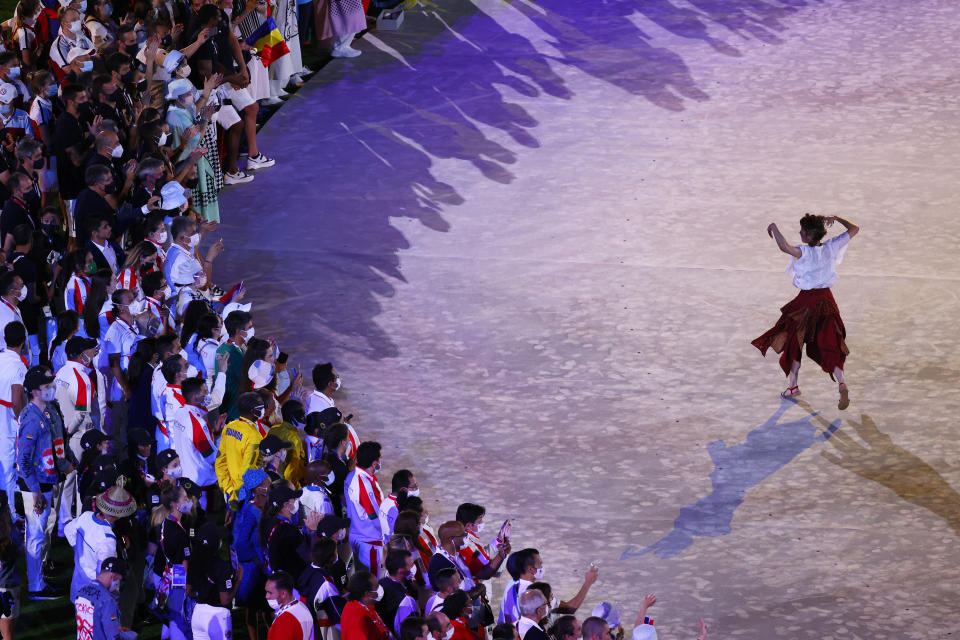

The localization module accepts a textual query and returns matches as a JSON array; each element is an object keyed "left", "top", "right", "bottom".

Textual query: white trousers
[
  {"left": 0, "top": 437, "right": 16, "bottom": 515},
  {"left": 191, "top": 603, "right": 232, "bottom": 640},
  {"left": 21, "top": 489, "right": 52, "bottom": 592}
]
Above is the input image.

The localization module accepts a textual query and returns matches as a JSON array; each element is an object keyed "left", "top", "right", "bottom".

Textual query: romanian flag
[
  {"left": 245, "top": 18, "right": 290, "bottom": 68},
  {"left": 218, "top": 281, "right": 243, "bottom": 305}
]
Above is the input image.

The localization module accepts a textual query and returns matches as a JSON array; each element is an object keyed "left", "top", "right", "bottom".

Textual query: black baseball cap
[
  {"left": 179, "top": 478, "right": 202, "bottom": 499},
  {"left": 23, "top": 366, "right": 54, "bottom": 392},
  {"left": 128, "top": 428, "right": 154, "bottom": 447},
  {"left": 316, "top": 515, "right": 350, "bottom": 538},
  {"left": 268, "top": 484, "right": 302, "bottom": 509},
  {"left": 81, "top": 429, "right": 109, "bottom": 450},
  {"left": 194, "top": 522, "right": 224, "bottom": 548},
  {"left": 259, "top": 434, "right": 291, "bottom": 457},
  {"left": 157, "top": 449, "right": 179, "bottom": 469},
  {"left": 66, "top": 336, "right": 99, "bottom": 359},
  {"left": 101, "top": 557, "right": 127, "bottom": 575}
]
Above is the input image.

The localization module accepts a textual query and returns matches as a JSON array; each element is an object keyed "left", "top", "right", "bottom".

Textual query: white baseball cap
[
  {"left": 248, "top": 360, "right": 275, "bottom": 390},
  {"left": 0, "top": 83, "right": 17, "bottom": 105},
  {"left": 66, "top": 46, "right": 94, "bottom": 63}
]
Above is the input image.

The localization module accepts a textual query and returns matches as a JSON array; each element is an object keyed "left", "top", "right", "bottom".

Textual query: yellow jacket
[
  {"left": 269, "top": 422, "right": 307, "bottom": 488},
  {"left": 215, "top": 417, "right": 263, "bottom": 502}
]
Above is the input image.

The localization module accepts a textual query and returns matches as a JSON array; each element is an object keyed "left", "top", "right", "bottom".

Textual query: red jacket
[{"left": 341, "top": 601, "right": 391, "bottom": 640}]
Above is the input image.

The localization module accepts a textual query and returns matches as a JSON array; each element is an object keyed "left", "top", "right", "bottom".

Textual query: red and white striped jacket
[
  {"left": 64, "top": 274, "right": 91, "bottom": 314},
  {"left": 345, "top": 467, "right": 383, "bottom": 544}
]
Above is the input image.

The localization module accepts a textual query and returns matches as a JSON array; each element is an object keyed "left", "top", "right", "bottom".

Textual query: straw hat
[{"left": 95, "top": 477, "right": 136, "bottom": 518}]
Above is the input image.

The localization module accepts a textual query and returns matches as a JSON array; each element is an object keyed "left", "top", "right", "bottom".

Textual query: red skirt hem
[{"left": 752, "top": 288, "right": 849, "bottom": 377}]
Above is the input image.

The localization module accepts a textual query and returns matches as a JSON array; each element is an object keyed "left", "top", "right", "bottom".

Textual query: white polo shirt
[{"left": 0, "top": 349, "right": 26, "bottom": 438}]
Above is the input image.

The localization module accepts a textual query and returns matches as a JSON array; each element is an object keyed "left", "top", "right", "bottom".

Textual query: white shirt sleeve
[{"left": 206, "top": 371, "right": 227, "bottom": 410}]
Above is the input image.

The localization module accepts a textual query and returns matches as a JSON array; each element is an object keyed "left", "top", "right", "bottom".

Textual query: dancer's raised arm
[{"left": 766, "top": 223, "right": 802, "bottom": 258}]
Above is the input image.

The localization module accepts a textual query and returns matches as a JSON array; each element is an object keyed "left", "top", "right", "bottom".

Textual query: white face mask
[
  {"left": 241, "top": 327, "right": 255, "bottom": 341},
  {"left": 475, "top": 522, "right": 485, "bottom": 534},
  {"left": 167, "top": 465, "right": 183, "bottom": 479},
  {"left": 534, "top": 567, "right": 544, "bottom": 580},
  {"left": 289, "top": 498, "right": 299, "bottom": 513},
  {"left": 266, "top": 598, "right": 281, "bottom": 610},
  {"left": 324, "top": 470, "right": 335, "bottom": 486},
  {"left": 178, "top": 500, "right": 193, "bottom": 514},
  {"left": 407, "top": 488, "right": 420, "bottom": 498},
  {"left": 109, "top": 578, "right": 121, "bottom": 593},
  {"left": 158, "top": 131, "right": 168, "bottom": 146},
  {"left": 333, "top": 377, "right": 341, "bottom": 391},
  {"left": 16, "top": 285, "right": 27, "bottom": 301},
  {"left": 187, "top": 232, "right": 200, "bottom": 248},
  {"left": 111, "top": 144, "right": 124, "bottom": 158},
  {"left": 68, "top": 19, "right": 82, "bottom": 32},
  {"left": 409, "top": 564, "right": 417, "bottom": 577},
  {"left": 423, "top": 515, "right": 429, "bottom": 525},
  {"left": 374, "top": 585, "right": 384, "bottom": 601},
  {"left": 443, "top": 627, "right": 454, "bottom": 640},
  {"left": 41, "top": 387, "right": 56, "bottom": 402},
  {"left": 175, "top": 64, "right": 191, "bottom": 78},
  {"left": 277, "top": 450, "right": 288, "bottom": 463},
  {"left": 201, "top": 393, "right": 212, "bottom": 407}
]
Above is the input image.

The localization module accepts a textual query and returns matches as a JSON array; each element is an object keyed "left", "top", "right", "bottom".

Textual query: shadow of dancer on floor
[
  {"left": 622, "top": 398, "right": 839, "bottom": 560},
  {"left": 820, "top": 413, "right": 960, "bottom": 535}
]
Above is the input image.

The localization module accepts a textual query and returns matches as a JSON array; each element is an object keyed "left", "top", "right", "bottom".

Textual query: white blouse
[{"left": 787, "top": 232, "right": 850, "bottom": 290}]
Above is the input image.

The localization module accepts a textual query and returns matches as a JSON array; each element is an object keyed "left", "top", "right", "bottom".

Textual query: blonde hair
[{"left": 150, "top": 481, "right": 185, "bottom": 528}]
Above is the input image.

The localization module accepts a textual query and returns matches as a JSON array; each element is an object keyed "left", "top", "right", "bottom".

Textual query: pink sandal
[
  {"left": 838, "top": 383, "right": 849, "bottom": 410},
  {"left": 781, "top": 385, "right": 801, "bottom": 399}
]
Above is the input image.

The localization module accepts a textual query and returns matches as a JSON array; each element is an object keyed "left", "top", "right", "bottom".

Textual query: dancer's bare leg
[
  {"left": 835, "top": 367, "right": 849, "bottom": 409},
  {"left": 781, "top": 360, "right": 801, "bottom": 397}
]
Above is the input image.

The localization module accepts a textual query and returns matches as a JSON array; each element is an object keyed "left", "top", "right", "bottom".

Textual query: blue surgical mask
[
  {"left": 45, "top": 84, "right": 57, "bottom": 98},
  {"left": 8, "top": 66, "right": 20, "bottom": 80},
  {"left": 0, "top": 104, "right": 12, "bottom": 116},
  {"left": 79, "top": 0, "right": 87, "bottom": 11},
  {"left": 80, "top": 61, "right": 94, "bottom": 72}
]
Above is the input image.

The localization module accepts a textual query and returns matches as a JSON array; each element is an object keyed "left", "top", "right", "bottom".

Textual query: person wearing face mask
[
  {"left": 165, "top": 77, "right": 223, "bottom": 222},
  {"left": 517, "top": 589, "right": 550, "bottom": 640},
  {"left": 0, "top": 82, "right": 34, "bottom": 142},
  {"left": 299, "top": 459, "right": 336, "bottom": 522},
  {"left": 13, "top": 137, "right": 43, "bottom": 217},
  {"left": 158, "top": 354, "right": 188, "bottom": 447},
  {"left": 74, "top": 557, "right": 137, "bottom": 640},
  {"left": 189, "top": 522, "right": 242, "bottom": 640},
  {"left": 84, "top": 0, "right": 118, "bottom": 49},
  {"left": 215, "top": 391, "right": 266, "bottom": 504},
  {"left": 378, "top": 548, "right": 420, "bottom": 636},
  {"left": 0, "top": 51, "right": 29, "bottom": 102},
  {"left": 11, "top": 1, "right": 43, "bottom": 71},
  {"left": 65, "top": 481, "right": 135, "bottom": 600},
  {"left": 308, "top": 362, "right": 360, "bottom": 457},
  {"left": 49, "top": 7, "right": 95, "bottom": 81},
  {"left": 165, "top": 215, "right": 222, "bottom": 300},
  {"left": 63, "top": 46, "right": 97, "bottom": 86},
  {"left": 379, "top": 469, "right": 418, "bottom": 544},
  {"left": 231, "top": 469, "right": 269, "bottom": 629},
  {"left": 302, "top": 409, "right": 332, "bottom": 464},
  {"left": 91, "top": 74, "right": 128, "bottom": 135},
  {"left": 84, "top": 214, "right": 124, "bottom": 278},
  {"left": 345, "top": 440, "right": 386, "bottom": 577},
  {"left": 268, "top": 400, "right": 307, "bottom": 486},
  {"left": 0, "top": 321, "right": 28, "bottom": 522},
  {"left": 130, "top": 158, "right": 166, "bottom": 214},
  {"left": 143, "top": 215, "right": 169, "bottom": 270},
  {"left": 341, "top": 570, "right": 392, "bottom": 640},
  {"left": 0, "top": 173, "right": 34, "bottom": 255},
  {"left": 426, "top": 611, "right": 454, "bottom": 640},
  {"left": 257, "top": 432, "right": 287, "bottom": 482},
  {"left": 169, "top": 375, "right": 225, "bottom": 510},
  {"left": 498, "top": 548, "right": 540, "bottom": 625},
  {"left": 265, "top": 571, "right": 315, "bottom": 640},
  {"left": 85, "top": 130, "right": 129, "bottom": 208},
  {"left": 215, "top": 309, "right": 253, "bottom": 420},
  {"left": 296, "top": 536, "right": 345, "bottom": 639},
  {"left": 54, "top": 336, "right": 107, "bottom": 526},
  {"left": 16, "top": 365, "right": 66, "bottom": 601},
  {"left": 0, "top": 275, "right": 28, "bottom": 353},
  {"left": 148, "top": 481, "right": 195, "bottom": 640},
  {"left": 455, "top": 502, "right": 510, "bottom": 599},
  {"left": 54, "top": 84, "right": 98, "bottom": 237},
  {"left": 260, "top": 483, "right": 320, "bottom": 579},
  {"left": 428, "top": 522, "right": 476, "bottom": 597},
  {"left": 441, "top": 590, "right": 482, "bottom": 640}
]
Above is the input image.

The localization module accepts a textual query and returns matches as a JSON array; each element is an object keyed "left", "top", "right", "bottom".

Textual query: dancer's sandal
[
  {"left": 838, "top": 383, "right": 850, "bottom": 410},
  {"left": 781, "top": 385, "right": 801, "bottom": 399}
]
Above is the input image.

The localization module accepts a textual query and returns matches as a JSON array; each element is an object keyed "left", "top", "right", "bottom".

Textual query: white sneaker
[
  {"left": 299, "top": 66, "right": 314, "bottom": 75},
  {"left": 288, "top": 74, "right": 305, "bottom": 86},
  {"left": 260, "top": 97, "right": 284, "bottom": 106},
  {"left": 247, "top": 154, "right": 276, "bottom": 170},
  {"left": 331, "top": 46, "right": 361, "bottom": 58},
  {"left": 224, "top": 170, "right": 255, "bottom": 185}
]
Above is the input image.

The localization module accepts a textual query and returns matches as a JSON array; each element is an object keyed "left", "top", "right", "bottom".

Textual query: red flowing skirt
[{"left": 752, "top": 288, "right": 849, "bottom": 377}]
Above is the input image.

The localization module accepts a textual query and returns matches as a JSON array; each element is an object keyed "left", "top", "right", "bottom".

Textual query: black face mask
[
  {"left": 104, "top": 181, "right": 117, "bottom": 195},
  {"left": 107, "top": 89, "right": 123, "bottom": 104},
  {"left": 30, "top": 157, "right": 44, "bottom": 171},
  {"left": 135, "top": 79, "right": 147, "bottom": 93},
  {"left": 124, "top": 44, "right": 139, "bottom": 57},
  {"left": 77, "top": 102, "right": 94, "bottom": 121},
  {"left": 184, "top": 177, "right": 199, "bottom": 190},
  {"left": 120, "top": 68, "right": 135, "bottom": 85},
  {"left": 161, "top": 35, "right": 173, "bottom": 48},
  {"left": 41, "top": 223, "right": 58, "bottom": 235}
]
